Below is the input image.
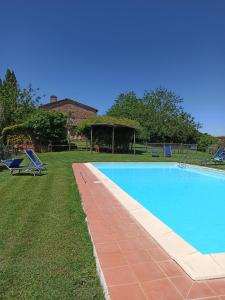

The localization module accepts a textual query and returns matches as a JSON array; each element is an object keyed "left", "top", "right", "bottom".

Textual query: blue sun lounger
[
  {"left": 164, "top": 144, "right": 172, "bottom": 157},
  {"left": 1, "top": 158, "right": 25, "bottom": 174},
  {"left": 214, "top": 147, "right": 224, "bottom": 157},
  {"left": 1, "top": 150, "right": 47, "bottom": 175},
  {"left": 201, "top": 147, "right": 225, "bottom": 165},
  {"left": 212, "top": 148, "right": 225, "bottom": 163},
  {"left": 25, "top": 149, "right": 47, "bottom": 174}
]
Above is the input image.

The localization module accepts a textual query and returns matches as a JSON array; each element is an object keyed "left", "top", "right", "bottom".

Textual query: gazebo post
[
  {"left": 90, "top": 126, "right": 93, "bottom": 153},
  {"left": 133, "top": 129, "right": 136, "bottom": 155},
  {"left": 112, "top": 126, "right": 115, "bottom": 154}
]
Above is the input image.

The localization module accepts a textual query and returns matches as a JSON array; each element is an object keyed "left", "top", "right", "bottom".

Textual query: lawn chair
[
  {"left": 214, "top": 147, "right": 224, "bottom": 157},
  {"left": 212, "top": 148, "right": 225, "bottom": 163},
  {"left": 151, "top": 150, "right": 160, "bottom": 157},
  {"left": 25, "top": 149, "right": 47, "bottom": 174},
  {"left": 201, "top": 147, "right": 225, "bottom": 165},
  {"left": 1, "top": 158, "right": 25, "bottom": 175},
  {"left": 164, "top": 144, "right": 172, "bottom": 157}
]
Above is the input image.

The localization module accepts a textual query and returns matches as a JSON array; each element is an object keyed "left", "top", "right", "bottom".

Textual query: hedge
[
  {"left": 2, "top": 123, "right": 28, "bottom": 145},
  {"left": 1, "top": 110, "right": 67, "bottom": 148}
]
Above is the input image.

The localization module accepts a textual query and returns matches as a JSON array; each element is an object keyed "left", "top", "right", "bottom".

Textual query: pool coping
[{"left": 86, "top": 162, "right": 225, "bottom": 281}]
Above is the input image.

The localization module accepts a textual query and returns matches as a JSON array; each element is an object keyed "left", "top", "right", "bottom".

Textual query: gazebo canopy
[
  {"left": 78, "top": 116, "right": 140, "bottom": 130},
  {"left": 78, "top": 116, "right": 141, "bottom": 154}
]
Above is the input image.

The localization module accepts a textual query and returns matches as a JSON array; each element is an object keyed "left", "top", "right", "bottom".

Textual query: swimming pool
[{"left": 92, "top": 162, "right": 225, "bottom": 255}]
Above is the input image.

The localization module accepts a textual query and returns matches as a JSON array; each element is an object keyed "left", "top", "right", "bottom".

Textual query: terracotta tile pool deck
[{"left": 73, "top": 163, "right": 225, "bottom": 300}]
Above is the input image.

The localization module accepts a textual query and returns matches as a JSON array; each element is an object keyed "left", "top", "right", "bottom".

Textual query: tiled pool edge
[
  {"left": 90, "top": 231, "right": 111, "bottom": 300},
  {"left": 86, "top": 162, "right": 225, "bottom": 281},
  {"left": 73, "top": 164, "right": 111, "bottom": 300}
]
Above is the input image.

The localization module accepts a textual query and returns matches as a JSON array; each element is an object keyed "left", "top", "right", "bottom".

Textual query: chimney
[{"left": 50, "top": 95, "right": 57, "bottom": 103}]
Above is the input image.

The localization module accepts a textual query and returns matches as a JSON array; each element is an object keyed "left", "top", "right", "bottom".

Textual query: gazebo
[{"left": 78, "top": 116, "right": 141, "bottom": 154}]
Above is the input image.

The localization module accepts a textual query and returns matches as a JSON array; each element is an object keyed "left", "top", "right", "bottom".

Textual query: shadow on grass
[
  {"left": 12, "top": 172, "right": 46, "bottom": 176},
  {"left": 0, "top": 166, "right": 46, "bottom": 176},
  {"left": 0, "top": 165, "right": 7, "bottom": 172}
]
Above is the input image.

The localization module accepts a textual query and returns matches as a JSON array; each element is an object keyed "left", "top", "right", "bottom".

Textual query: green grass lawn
[{"left": 0, "top": 150, "right": 224, "bottom": 299}]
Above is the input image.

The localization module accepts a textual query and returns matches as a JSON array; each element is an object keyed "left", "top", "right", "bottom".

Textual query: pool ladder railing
[{"left": 178, "top": 155, "right": 189, "bottom": 168}]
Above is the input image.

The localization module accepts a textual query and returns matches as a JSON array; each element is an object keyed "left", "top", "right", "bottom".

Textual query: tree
[
  {"left": 197, "top": 133, "right": 218, "bottom": 152},
  {"left": 0, "top": 69, "right": 18, "bottom": 129},
  {"left": 0, "top": 136, "right": 5, "bottom": 160},
  {"left": 15, "top": 85, "right": 40, "bottom": 123},
  {"left": 0, "top": 79, "right": 3, "bottom": 130},
  {"left": 107, "top": 87, "right": 201, "bottom": 143},
  {"left": 0, "top": 69, "right": 40, "bottom": 132},
  {"left": 107, "top": 92, "right": 144, "bottom": 121}
]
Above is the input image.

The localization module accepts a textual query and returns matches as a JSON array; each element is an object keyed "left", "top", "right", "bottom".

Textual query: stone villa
[{"left": 40, "top": 95, "right": 98, "bottom": 137}]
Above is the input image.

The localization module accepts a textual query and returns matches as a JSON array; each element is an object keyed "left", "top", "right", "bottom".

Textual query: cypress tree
[{"left": 0, "top": 69, "right": 19, "bottom": 129}]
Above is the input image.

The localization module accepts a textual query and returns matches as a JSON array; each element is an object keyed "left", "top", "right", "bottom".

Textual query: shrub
[
  {"left": 26, "top": 110, "right": 67, "bottom": 148},
  {"left": 2, "top": 123, "right": 28, "bottom": 145},
  {"left": 197, "top": 133, "right": 218, "bottom": 152},
  {"left": 7, "top": 134, "right": 32, "bottom": 147},
  {"left": 0, "top": 136, "right": 5, "bottom": 159},
  {"left": 1, "top": 110, "right": 67, "bottom": 152},
  {"left": 218, "top": 136, "right": 225, "bottom": 147}
]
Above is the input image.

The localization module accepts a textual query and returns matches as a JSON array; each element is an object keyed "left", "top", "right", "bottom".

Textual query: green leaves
[
  {"left": 26, "top": 110, "right": 67, "bottom": 146},
  {"left": 107, "top": 92, "right": 144, "bottom": 124},
  {"left": 2, "top": 123, "right": 27, "bottom": 145},
  {"left": 0, "top": 69, "right": 58, "bottom": 149},
  {"left": 2, "top": 110, "right": 67, "bottom": 149},
  {"left": 78, "top": 115, "right": 141, "bottom": 133},
  {"left": 107, "top": 87, "right": 201, "bottom": 143},
  {"left": 0, "top": 69, "right": 18, "bottom": 129},
  {"left": 0, "top": 69, "right": 41, "bottom": 133},
  {"left": 197, "top": 133, "right": 218, "bottom": 152}
]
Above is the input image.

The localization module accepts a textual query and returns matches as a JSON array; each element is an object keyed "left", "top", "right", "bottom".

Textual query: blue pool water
[{"left": 93, "top": 163, "right": 225, "bottom": 254}]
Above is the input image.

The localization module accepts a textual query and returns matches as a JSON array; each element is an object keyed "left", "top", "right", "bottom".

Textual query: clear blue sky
[{"left": 0, "top": 0, "right": 224, "bottom": 135}]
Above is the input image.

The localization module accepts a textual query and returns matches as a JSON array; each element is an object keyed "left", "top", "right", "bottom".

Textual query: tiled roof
[{"left": 40, "top": 98, "right": 98, "bottom": 112}]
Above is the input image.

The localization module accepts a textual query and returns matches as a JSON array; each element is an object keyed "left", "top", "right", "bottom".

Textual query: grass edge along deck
[{"left": 86, "top": 162, "right": 225, "bottom": 281}]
